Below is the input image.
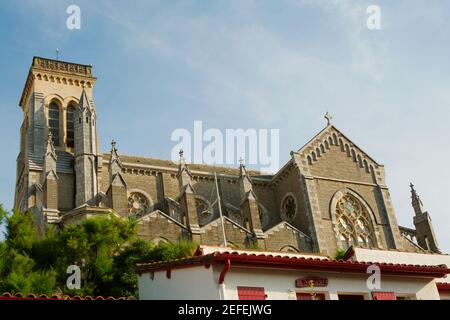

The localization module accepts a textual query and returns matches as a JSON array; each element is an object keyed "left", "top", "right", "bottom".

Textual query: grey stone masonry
[
  {"left": 410, "top": 183, "right": 440, "bottom": 253},
  {"left": 74, "top": 88, "right": 98, "bottom": 207},
  {"left": 13, "top": 58, "right": 443, "bottom": 255},
  {"left": 239, "top": 162, "right": 265, "bottom": 242}
]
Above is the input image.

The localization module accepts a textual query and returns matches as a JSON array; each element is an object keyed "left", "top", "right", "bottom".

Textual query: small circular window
[
  {"left": 280, "top": 193, "right": 297, "bottom": 222},
  {"left": 127, "top": 192, "right": 150, "bottom": 216}
]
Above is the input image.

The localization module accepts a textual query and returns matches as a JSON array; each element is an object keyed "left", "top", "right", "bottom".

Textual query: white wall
[
  {"left": 138, "top": 263, "right": 441, "bottom": 300},
  {"left": 138, "top": 266, "right": 221, "bottom": 300},
  {"left": 219, "top": 267, "right": 440, "bottom": 300}
]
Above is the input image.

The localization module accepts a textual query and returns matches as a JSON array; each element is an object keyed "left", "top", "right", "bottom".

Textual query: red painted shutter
[
  {"left": 371, "top": 292, "right": 396, "bottom": 300},
  {"left": 296, "top": 293, "right": 313, "bottom": 300},
  {"left": 237, "top": 287, "right": 266, "bottom": 300}
]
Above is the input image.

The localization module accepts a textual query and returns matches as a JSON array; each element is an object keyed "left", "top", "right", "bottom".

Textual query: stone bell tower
[{"left": 14, "top": 56, "right": 98, "bottom": 227}]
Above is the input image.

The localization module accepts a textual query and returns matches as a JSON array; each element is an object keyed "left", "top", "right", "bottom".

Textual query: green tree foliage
[
  {"left": 0, "top": 204, "right": 56, "bottom": 295},
  {"left": 334, "top": 248, "right": 348, "bottom": 260},
  {"left": 0, "top": 204, "right": 197, "bottom": 297}
]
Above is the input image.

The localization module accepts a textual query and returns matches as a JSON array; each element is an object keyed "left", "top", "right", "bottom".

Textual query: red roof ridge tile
[{"left": 0, "top": 291, "right": 135, "bottom": 300}]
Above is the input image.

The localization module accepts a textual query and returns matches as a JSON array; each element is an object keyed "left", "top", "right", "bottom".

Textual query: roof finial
[
  {"left": 47, "top": 131, "right": 54, "bottom": 148},
  {"left": 239, "top": 157, "right": 244, "bottom": 166},
  {"left": 179, "top": 148, "right": 184, "bottom": 159},
  {"left": 410, "top": 182, "right": 424, "bottom": 216},
  {"left": 111, "top": 139, "right": 117, "bottom": 151},
  {"left": 56, "top": 48, "right": 60, "bottom": 61},
  {"left": 324, "top": 111, "right": 333, "bottom": 126}
]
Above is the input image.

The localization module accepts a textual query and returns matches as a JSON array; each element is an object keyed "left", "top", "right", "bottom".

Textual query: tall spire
[
  {"left": 410, "top": 182, "right": 424, "bottom": 216},
  {"left": 238, "top": 159, "right": 265, "bottom": 246},
  {"left": 110, "top": 140, "right": 122, "bottom": 171},
  {"left": 78, "top": 86, "right": 92, "bottom": 113},
  {"left": 45, "top": 132, "right": 57, "bottom": 162},
  {"left": 109, "top": 139, "right": 124, "bottom": 182},
  {"left": 410, "top": 183, "right": 440, "bottom": 253},
  {"left": 42, "top": 131, "right": 58, "bottom": 182},
  {"left": 74, "top": 86, "right": 98, "bottom": 206},
  {"left": 239, "top": 158, "right": 253, "bottom": 197},
  {"left": 40, "top": 131, "right": 59, "bottom": 221}
]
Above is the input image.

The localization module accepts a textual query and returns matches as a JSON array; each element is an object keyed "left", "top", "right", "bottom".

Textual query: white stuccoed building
[
  {"left": 136, "top": 246, "right": 450, "bottom": 300},
  {"left": 343, "top": 247, "right": 450, "bottom": 299}
]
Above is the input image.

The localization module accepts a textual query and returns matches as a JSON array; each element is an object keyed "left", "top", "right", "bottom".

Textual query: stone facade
[{"left": 14, "top": 57, "right": 441, "bottom": 256}]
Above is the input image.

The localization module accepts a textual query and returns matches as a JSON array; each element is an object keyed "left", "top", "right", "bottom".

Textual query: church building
[{"left": 14, "top": 56, "right": 441, "bottom": 257}]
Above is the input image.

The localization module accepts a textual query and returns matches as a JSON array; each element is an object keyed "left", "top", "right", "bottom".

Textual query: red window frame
[
  {"left": 371, "top": 292, "right": 396, "bottom": 300},
  {"left": 338, "top": 294, "right": 366, "bottom": 300},
  {"left": 237, "top": 287, "right": 266, "bottom": 300}
]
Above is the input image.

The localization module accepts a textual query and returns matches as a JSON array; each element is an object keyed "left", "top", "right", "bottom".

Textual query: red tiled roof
[
  {"left": 135, "top": 250, "right": 450, "bottom": 278},
  {"left": 0, "top": 292, "right": 137, "bottom": 300},
  {"left": 437, "top": 283, "right": 450, "bottom": 291}
]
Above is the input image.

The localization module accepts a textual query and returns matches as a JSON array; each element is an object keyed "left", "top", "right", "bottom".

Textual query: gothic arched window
[
  {"left": 48, "top": 102, "right": 60, "bottom": 146},
  {"left": 66, "top": 105, "right": 75, "bottom": 148},
  {"left": 335, "top": 194, "right": 376, "bottom": 249},
  {"left": 196, "top": 197, "right": 213, "bottom": 225},
  {"left": 127, "top": 192, "right": 150, "bottom": 216}
]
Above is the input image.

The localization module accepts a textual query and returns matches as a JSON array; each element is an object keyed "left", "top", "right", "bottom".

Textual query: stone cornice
[
  {"left": 32, "top": 56, "right": 94, "bottom": 77},
  {"left": 106, "top": 160, "right": 272, "bottom": 186},
  {"left": 19, "top": 56, "right": 97, "bottom": 108}
]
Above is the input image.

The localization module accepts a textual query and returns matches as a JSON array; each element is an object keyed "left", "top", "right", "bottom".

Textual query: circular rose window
[
  {"left": 281, "top": 194, "right": 297, "bottom": 222},
  {"left": 127, "top": 192, "right": 150, "bottom": 216}
]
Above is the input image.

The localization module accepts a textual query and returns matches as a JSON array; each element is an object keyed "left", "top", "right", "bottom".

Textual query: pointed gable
[
  {"left": 111, "top": 171, "right": 127, "bottom": 187},
  {"left": 294, "top": 124, "right": 381, "bottom": 181},
  {"left": 45, "top": 168, "right": 59, "bottom": 181},
  {"left": 78, "top": 87, "right": 92, "bottom": 114}
]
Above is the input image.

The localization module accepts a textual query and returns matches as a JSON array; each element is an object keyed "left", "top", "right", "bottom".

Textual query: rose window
[
  {"left": 335, "top": 194, "right": 376, "bottom": 249},
  {"left": 281, "top": 194, "right": 297, "bottom": 222},
  {"left": 127, "top": 192, "right": 150, "bottom": 216}
]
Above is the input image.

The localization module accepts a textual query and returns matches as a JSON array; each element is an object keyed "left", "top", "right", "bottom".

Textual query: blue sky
[{"left": 0, "top": 0, "right": 449, "bottom": 252}]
